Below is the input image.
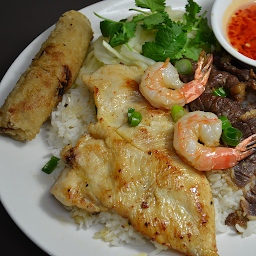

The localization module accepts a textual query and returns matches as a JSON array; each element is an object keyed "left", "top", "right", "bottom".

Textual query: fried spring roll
[{"left": 0, "top": 10, "right": 93, "bottom": 141}]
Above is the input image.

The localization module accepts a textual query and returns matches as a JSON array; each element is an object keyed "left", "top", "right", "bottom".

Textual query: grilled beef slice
[{"left": 180, "top": 51, "right": 256, "bottom": 221}]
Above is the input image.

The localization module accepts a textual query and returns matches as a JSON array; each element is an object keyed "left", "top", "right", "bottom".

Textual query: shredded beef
[
  {"left": 183, "top": 50, "right": 256, "bottom": 221},
  {"left": 189, "top": 94, "right": 256, "bottom": 188},
  {"left": 245, "top": 185, "right": 256, "bottom": 204},
  {"left": 205, "top": 67, "right": 240, "bottom": 94},
  {"left": 232, "top": 121, "right": 253, "bottom": 141},
  {"left": 213, "top": 53, "right": 251, "bottom": 81},
  {"left": 189, "top": 93, "right": 245, "bottom": 123},
  {"left": 214, "top": 51, "right": 256, "bottom": 94},
  {"left": 240, "top": 197, "right": 256, "bottom": 220},
  {"left": 231, "top": 154, "right": 256, "bottom": 187},
  {"left": 225, "top": 212, "right": 248, "bottom": 229}
]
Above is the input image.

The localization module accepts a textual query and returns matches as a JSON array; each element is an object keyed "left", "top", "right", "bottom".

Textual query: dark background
[{"left": 0, "top": 1, "right": 101, "bottom": 255}]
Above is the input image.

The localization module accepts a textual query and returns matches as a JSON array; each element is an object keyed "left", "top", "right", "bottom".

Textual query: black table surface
[{"left": 0, "top": 1, "right": 101, "bottom": 255}]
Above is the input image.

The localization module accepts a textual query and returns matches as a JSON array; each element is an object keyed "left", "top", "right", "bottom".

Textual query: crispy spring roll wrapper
[{"left": 0, "top": 10, "right": 93, "bottom": 141}]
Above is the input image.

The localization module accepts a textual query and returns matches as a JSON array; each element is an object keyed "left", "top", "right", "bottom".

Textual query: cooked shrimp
[
  {"left": 139, "top": 51, "right": 213, "bottom": 109},
  {"left": 173, "top": 111, "right": 256, "bottom": 171}
]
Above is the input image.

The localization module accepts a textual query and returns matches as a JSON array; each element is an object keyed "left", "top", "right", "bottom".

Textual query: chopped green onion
[
  {"left": 218, "top": 115, "right": 232, "bottom": 130},
  {"left": 218, "top": 116, "right": 243, "bottom": 146},
  {"left": 174, "top": 59, "right": 193, "bottom": 75},
  {"left": 42, "top": 156, "right": 60, "bottom": 174},
  {"left": 171, "top": 105, "right": 186, "bottom": 122},
  {"left": 128, "top": 108, "right": 142, "bottom": 126},
  {"left": 128, "top": 108, "right": 135, "bottom": 117},
  {"left": 221, "top": 127, "right": 242, "bottom": 146},
  {"left": 213, "top": 87, "right": 227, "bottom": 97},
  {"left": 129, "top": 112, "right": 142, "bottom": 126}
]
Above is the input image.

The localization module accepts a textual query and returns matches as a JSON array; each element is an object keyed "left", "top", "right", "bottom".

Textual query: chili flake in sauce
[{"left": 227, "top": 3, "right": 256, "bottom": 60}]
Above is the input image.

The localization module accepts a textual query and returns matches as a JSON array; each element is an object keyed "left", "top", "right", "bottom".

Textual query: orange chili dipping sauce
[{"left": 227, "top": 2, "right": 256, "bottom": 60}]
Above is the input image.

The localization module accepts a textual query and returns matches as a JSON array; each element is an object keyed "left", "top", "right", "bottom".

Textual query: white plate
[{"left": 0, "top": 0, "right": 255, "bottom": 255}]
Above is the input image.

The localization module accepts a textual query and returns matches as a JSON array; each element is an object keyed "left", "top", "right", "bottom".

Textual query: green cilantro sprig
[
  {"left": 135, "top": 0, "right": 166, "bottom": 12},
  {"left": 94, "top": 13, "right": 137, "bottom": 47},
  {"left": 94, "top": 0, "right": 217, "bottom": 62}
]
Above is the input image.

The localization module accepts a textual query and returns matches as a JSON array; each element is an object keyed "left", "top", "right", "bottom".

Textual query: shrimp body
[
  {"left": 139, "top": 51, "right": 213, "bottom": 109},
  {"left": 173, "top": 111, "right": 256, "bottom": 171}
]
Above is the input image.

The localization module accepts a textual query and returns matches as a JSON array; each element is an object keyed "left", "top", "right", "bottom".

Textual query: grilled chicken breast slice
[{"left": 51, "top": 64, "right": 218, "bottom": 256}]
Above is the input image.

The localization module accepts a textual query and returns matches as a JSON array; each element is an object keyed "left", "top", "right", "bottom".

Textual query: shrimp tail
[
  {"left": 163, "top": 57, "right": 171, "bottom": 68},
  {"left": 194, "top": 51, "right": 213, "bottom": 81},
  {"left": 139, "top": 51, "right": 213, "bottom": 109},
  {"left": 235, "top": 134, "right": 256, "bottom": 161},
  {"left": 182, "top": 51, "right": 213, "bottom": 104}
]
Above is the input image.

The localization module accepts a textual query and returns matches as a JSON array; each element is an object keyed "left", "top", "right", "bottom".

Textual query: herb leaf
[
  {"left": 132, "top": 13, "right": 147, "bottom": 23},
  {"left": 135, "top": 0, "right": 166, "bottom": 12},
  {"left": 195, "top": 17, "right": 216, "bottom": 47},
  {"left": 100, "top": 20, "right": 122, "bottom": 37},
  {"left": 143, "top": 12, "right": 165, "bottom": 27},
  {"left": 109, "top": 21, "right": 137, "bottom": 47},
  {"left": 142, "top": 23, "right": 187, "bottom": 61},
  {"left": 184, "top": 0, "right": 201, "bottom": 26},
  {"left": 95, "top": 12, "right": 138, "bottom": 48},
  {"left": 124, "top": 22, "right": 138, "bottom": 38}
]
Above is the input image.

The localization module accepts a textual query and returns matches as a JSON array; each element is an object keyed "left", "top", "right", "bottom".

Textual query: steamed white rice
[{"left": 47, "top": 84, "right": 96, "bottom": 158}]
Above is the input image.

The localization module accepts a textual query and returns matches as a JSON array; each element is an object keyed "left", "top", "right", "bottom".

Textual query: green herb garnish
[
  {"left": 171, "top": 105, "right": 186, "bottom": 122},
  {"left": 218, "top": 115, "right": 232, "bottom": 130},
  {"left": 213, "top": 87, "right": 227, "bottom": 97},
  {"left": 42, "top": 156, "right": 60, "bottom": 174},
  {"left": 135, "top": 0, "right": 166, "bottom": 12},
  {"left": 95, "top": 13, "right": 137, "bottom": 48},
  {"left": 128, "top": 108, "right": 142, "bottom": 126},
  {"left": 221, "top": 127, "right": 242, "bottom": 147},
  {"left": 218, "top": 116, "right": 242, "bottom": 146},
  {"left": 175, "top": 59, "right": 193, "bottom": 75},
  {"left": 95, "top": 0, "right": 217, "bottom": 62}
]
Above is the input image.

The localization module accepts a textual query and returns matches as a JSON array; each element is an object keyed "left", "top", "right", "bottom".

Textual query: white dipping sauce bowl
[{"left": 211, "top": 0, "right": 256, "bottom": 68}]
